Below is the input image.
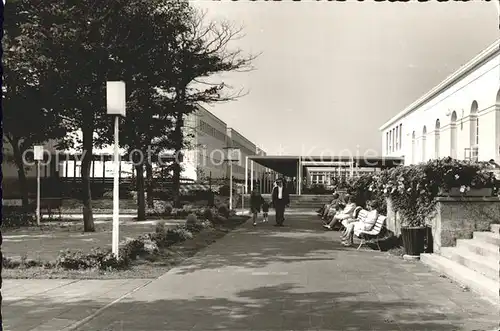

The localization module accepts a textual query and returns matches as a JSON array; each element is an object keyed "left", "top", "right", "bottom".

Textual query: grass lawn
[{"left": 2, "top": 216, "right": 249, "bottom": 279}]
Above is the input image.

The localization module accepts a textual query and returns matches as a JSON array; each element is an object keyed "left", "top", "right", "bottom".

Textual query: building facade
[
  {"left": 226, "top": 127, "right": 258, "bottom": 181},
  {"left": 183, "top": 104, "right": 230, "bottom": 181},
  {"left": 380, "top": 39, "right": 500, "bottom": 165},
  {"left": 3, "top": 104, "right": 264, "bottom": 195},
  {"left": 183, "top": 105, "right": 265, "bottom": 182}
]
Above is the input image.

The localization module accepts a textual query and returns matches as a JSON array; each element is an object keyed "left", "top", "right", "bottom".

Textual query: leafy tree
[
  {"left": 167, "top": 11, "right": 258, "bottom": 207},
  {"left": 3, "top": 1, "right": 71, "bottom": 208},
  {"left": 14, "top": 0, "right": 191, "bottom": 229},
  {"left": 93, "top": 2, "right": 192, "bottom": 220}
]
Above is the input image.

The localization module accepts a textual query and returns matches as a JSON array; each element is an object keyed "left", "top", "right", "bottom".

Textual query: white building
[
  {"left": 183, "top": 105, "right": 266, "bottom": 182},
  {"left": 3, "top": 103, "right": 265, "bottom": 193},
  {"left": 226, "top": 127, "right": 258, "bottom": 181},
  {"left": 380, "top": 39, "right": 500, "bottom": 165},
  {"left": 183, "top": 104, "right": 230, "bottom": 181}
]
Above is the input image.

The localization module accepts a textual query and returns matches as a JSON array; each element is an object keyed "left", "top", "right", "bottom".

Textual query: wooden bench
[
  {"left": 39, "top": 198, "right": 63, "bottom": 219},
  {"left": 338, "top": 206, "right": 363, "bottom": 231},
  {"left": 354, "top": 215, "right": 387, "bottom": 251}
]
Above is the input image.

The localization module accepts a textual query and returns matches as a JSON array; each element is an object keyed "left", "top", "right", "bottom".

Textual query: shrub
[
  {"left": 56, "top": 248, "right": 124, "bottom": 270},
  {"left": 150, "top": 222, "right": 193, "bottom": 247},
  {"left": 372, "top": 158, "right": 498, "bottom": 227},
  {"left": 119, "top": 238, "right": 146, "bottom": 262},
  {"left": 170, "top": 226, "right": 193, "bottom": 241},
  {"left": 2, "top": 256, "right": 52, "bottom": 269},
  {"left": 164, "top": 202, "right": 173, "bottom": 216},
  {"left": 146, "top": 201, "right": 174, "bottom": 216},
  {"left": 203, "top": 208, "right": 214, "bottom": 221},
  {"left": 309, "top": 184, "right": 327, "bottom": 194},
  {"left": 186, "top": 213, "right": 198, "bottom": 227},
  {"left": 218, "top": 205, "right": 229, "bottom": 218},
  {"left": 345, "top": 174, "right": 387, "bottom": 215},
  {"left": 2, "top": 209, "right": 36, "bottom": 228}
]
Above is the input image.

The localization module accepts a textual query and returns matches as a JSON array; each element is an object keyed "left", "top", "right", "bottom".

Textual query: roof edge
[{"left": 379, "top": 38, "right": 500, "bottom": 131}]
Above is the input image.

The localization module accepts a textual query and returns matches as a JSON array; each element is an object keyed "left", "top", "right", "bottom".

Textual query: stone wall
[
  {"left": 431, "top": 197, "right": 500, "bottom": 253},
  {"left": 385, "top": 198, "right": 401, "bottom": 236},
  {"left": 385, "top": 196, "right": 500, "bottom": 253}
]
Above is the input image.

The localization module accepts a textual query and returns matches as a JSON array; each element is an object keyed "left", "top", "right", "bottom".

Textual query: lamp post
[
  {"left": 106, "top": 81, "right": 126, "bottom": 258},
  {"left": 224, "top": 147, "right": 240, "bottom": 210},
  {"left": 34, "top": 145, "right": 44, "bottom": 226}
]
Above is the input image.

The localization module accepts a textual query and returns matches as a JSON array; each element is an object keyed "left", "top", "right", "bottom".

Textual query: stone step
[
  {"left": 421, "top": 253, "right": 499, "bottom": 306},
  {"left": 473, "top": 231, "right": 500, "bottom": 246},
  {"left": 440, "top": 247, "right": 498, "bottom": 281},
  {"left": 491, "top": 223, "right": 500, "bottom": 234},
  {"left": 456, "top": 239, "right": 499, "bottom": 259}
]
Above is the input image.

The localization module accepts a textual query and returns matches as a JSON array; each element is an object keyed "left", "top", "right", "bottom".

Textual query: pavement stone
[
  {"left": 68, "top": 214, "right": 498, "bottom": 331},
  {"left": 2, "top": 279, "right": 150, "bottom": 331}
]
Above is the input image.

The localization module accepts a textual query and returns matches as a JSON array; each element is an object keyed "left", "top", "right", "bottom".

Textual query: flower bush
[
  {"left": 6, "top": 200, "right": 240, "bottom": 271},
  {"left": 2, "top": 208, "right": 36, "bottom": 228},
  {"left": 345, "top": 174, "right": 387, "bottom": 215},
  {"left": 56, "top": 248, "right": 125, "bottom": 270},
  {"left": 369, "top": 157, "right": 498, "bottom": 227}
]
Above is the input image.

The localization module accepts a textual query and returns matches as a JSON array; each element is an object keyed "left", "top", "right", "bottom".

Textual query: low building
[
  {"left": 226, "top": 127, "right": 259, "bottom": 182},
  {"left": 3, "top": 103, "right": 266, "bottom": 198},
  {"left": 183, "top": 104, "right": 229, "bottom": 181},
  {"left": 181, "top": 105, "right": 266, "bottom": 183},
  {"left": 380, "top": 39, "right": 500, "bottom": 165}
]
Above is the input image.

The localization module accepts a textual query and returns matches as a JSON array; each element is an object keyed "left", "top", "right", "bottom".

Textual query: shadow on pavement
[
  {"left": 4, "top": 283, "right": 495, "bottom": 331},
  {"left": 173, "top": 215, "right": 352, "bottom": 275}
]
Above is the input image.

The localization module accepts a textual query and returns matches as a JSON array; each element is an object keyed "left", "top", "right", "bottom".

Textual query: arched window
[
  {"left": 469, "top": 101, "right": 479, "bottom": 161},
  {"left": 435, "top": 119, "right": 440, "bottom": 159},
  {"left": 422, "top": 126, "right": 427, "bottom": 161},
  {"left": 411, "top": 131, "right": 416, "bottom": 164},
  {"left": 450, "top": 111, "right": 457, "bottom": 159}
]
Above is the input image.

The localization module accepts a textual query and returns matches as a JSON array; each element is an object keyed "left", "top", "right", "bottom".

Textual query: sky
[{"left": 190, "top": 0, "right": 499, "bottom": 156}]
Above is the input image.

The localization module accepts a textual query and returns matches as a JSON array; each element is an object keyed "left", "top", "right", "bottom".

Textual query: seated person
[
  {"left": 323, "top": 201, "right": 345, "bottom": 225},
  {"left": 341, "top": 202, "right": 378, "bottom": 246},
  {"left": 322, "top": 193, "right": 346, "bottom": 221},
  {"left": 323, "top": 195, "right": 356, "bottom": 230},
  {"left": 318, "top": 192, "right": 339, "bottom": 216}
]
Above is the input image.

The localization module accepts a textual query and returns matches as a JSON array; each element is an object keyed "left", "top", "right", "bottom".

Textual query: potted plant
[{"left": 380, "top": 165, "right": 434, "bottom": 257}]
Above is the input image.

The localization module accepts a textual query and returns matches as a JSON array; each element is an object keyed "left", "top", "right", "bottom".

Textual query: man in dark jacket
[{"left": 272, "top": 178, "right": 290, "bottom": 226}]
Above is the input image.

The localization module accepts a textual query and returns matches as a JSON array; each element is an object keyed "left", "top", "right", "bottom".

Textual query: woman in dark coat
[{"left": 250, "top": 188, "right": 265, "bottom": 226}]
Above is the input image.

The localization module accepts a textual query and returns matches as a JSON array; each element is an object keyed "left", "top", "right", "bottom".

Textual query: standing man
[{"left": 272, "top": 178, "right": 290, "bottom": 226}]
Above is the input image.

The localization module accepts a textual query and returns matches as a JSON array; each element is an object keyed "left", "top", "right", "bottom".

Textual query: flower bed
[
  {"left": 2, "top": 204, "right": 241, "bottom": 276},
  {"left": 373, "top": 157, "right": 497, "bottom": 228},
  {"left": 343, "top": 158, "right": 499, "bottom": 254}
]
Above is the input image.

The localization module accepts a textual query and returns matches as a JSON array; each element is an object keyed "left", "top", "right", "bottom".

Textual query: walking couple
[{"left": 250, "top": 178, "right": 290, "bottom": 227}]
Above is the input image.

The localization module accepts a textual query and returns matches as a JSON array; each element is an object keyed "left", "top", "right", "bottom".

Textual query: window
[
  {"left": 399, "top": 124, "right": 402, "bottom": 150},
  {"left": 476, "top": 117, "right": 479, "bottom": 146},
  {"left": 392, "top": 128, "right": 396, "bottom": 152},
  {"left": 388, "top": 131, "right": 392, "bottom": 153},
  {"left": 395, "top": 126, "right": 399, "bottom": 150},
  {"left": 386, "top": 132, "right": 389, "bottom": 153}
]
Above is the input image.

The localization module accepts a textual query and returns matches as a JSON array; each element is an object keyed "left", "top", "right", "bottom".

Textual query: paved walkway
[
  {"left": 2, "top": 279, "right": 151, "bottom": 331},
  {"left": 3, "top": 214, "right": 499, "bottom": 330}
]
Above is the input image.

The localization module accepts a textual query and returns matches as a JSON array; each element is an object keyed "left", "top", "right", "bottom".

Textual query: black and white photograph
[{"left": 1, "top": 0, "right": 500, "bottom": 330}]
